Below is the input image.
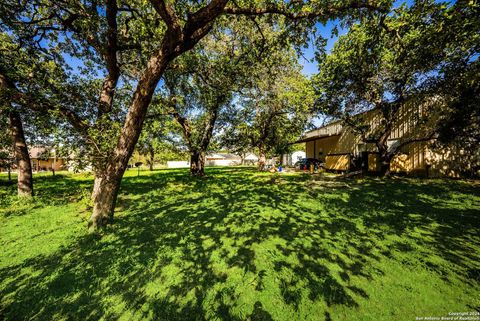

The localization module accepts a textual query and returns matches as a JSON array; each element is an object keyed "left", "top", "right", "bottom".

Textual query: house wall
[
  {"left": 303, "top": 100, "right": 475, "bottom": 177},
  {"left": 314, "top": 136, "right": 439, "bottom": 175},
  {"left": 390, "top": 140, "right": 427, "bottom": 175},
  {"left": 31, "top": 158, "right": 65, "bottom": 171},
  {"left": 306, "top": 136, "right": 342, "bottom": 160},
  {"left": 306, "top": 140, "right": 316, "bottom": 158},
  {"left": 244, "top": 154, "right": 259, "bottom": 162},
  {"left": 306, "top": 135, "right": 351, "bottom": 171},
  {"left": 206, "top": 159, "right": 241, "bottom": 166},
  {"left": 167, "top": 161, "right": 190, "bottom": 168},
  {"left": 427, "top": 145, "right": 479, "bottom": 177},
  {"left": 326, "top": 155, "right": 350, "bottom": 171},
  {"left": 390, "top": 141, "right": 479, "bottom": 177}
]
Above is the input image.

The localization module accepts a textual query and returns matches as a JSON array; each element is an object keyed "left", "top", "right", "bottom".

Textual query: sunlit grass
[{"left": 0, "top": 168, "right": 479, "bottom": 320}]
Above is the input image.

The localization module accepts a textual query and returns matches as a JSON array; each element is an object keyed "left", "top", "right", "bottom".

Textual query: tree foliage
[
  {"left": 312, "top": 0, "right": 480, "bottom": 174},
  {"left": 221, "top": 52, "right": 314, "bottom": 166},
  {"left": 157, "top": 16, "right": 312, "bottom": 174}
]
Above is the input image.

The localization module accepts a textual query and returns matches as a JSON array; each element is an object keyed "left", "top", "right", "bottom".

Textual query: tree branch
[
  {"left": 0, "top": 71, "right": 91, "bottom": 136},
  {"left": 223, "top": 1, "right": 386, "bottom": 19},
  {"left": 98, "top": 0, "right": 120, "bottom": 117},
  {"left": 201, "top": 95, "right": 224, "bottom": 150},
  {"left": 183, "top": 0, "right": 229, "bottom": 47},
  {"left": 150, "top": 0, "right": 182, "bottom": 34}
]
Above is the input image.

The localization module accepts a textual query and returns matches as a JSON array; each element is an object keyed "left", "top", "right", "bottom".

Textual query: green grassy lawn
[{"left": 0, "top": 168, "right": 479, "bottom": 321}]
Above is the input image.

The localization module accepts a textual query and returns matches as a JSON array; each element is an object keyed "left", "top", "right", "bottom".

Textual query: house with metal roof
[{"left": 296, "top": 105, "right": 476, "bottom": 177}]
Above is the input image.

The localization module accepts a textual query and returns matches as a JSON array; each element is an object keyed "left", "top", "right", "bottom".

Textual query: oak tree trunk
[
  {"left": 89, "top": 171, "right": 123, "bottom": 231},
  {"left": 379, "top": 159, "right": 391, "bottom": 176},
  {"left": 87, "top": 43, "right": 173, "bottom": 230},
  {"left": 375, "top": 110, "right": 397, "bottom": 177},
  {"left": 190, "top": 151, "right": 205, "bottom": 176},
  {"left": 378, "top": 147, "right": 394, "bottom": 177},
  {"left": 9, "top": 111, "right": 33, "bottom": 197},
  {"left": 258, "top": 147, "right": 266, "bottom": 171},
  {"left": 149, "top": 148, "right": 154, "bottom": 171},
  {"left": 86, "top": 0, "right": 229, "bottom": 230}
]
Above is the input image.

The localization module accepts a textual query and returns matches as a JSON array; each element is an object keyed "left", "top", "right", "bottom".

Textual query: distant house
[
  {"left": 244, "top": 153, "right": 259, "bottom": 165},
  {"left": 205, "top": 153, "right": 242, "bottom": 166},
  {"left": 29, "top": 146, "right": 66, "bottom": 172},
  {"left": 167, "top": 153, "right": 243, "bottom": 169},
  {"left": 166, "top": 161, "right": 190, "bottom": 168},
  {"left": 282, "top": 151, "right": 306, "bottom": 166}
]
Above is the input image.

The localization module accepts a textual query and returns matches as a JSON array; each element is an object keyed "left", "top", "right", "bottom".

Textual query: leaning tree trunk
[
  {"left": 190, "top": 150, "right": 205, "bottom": 176},
  {"left": 9, "top": 110, "right": 33, "bottom": 197},
  {"left": 89, "top": 169, "right": 123, "bottom": 230},
  {"left": 85, "top": 0, "right": 231, "bottom": 229},
  {"left": 87, "top": 51, "right": 171, "bottom": 230},
  {"left": 87, "top": 115, "right": 148, "bottom": 230}
]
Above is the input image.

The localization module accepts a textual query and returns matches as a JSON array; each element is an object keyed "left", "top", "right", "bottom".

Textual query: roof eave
[{"left": 292, "top": 133, "right": 341, "bottom": 144}]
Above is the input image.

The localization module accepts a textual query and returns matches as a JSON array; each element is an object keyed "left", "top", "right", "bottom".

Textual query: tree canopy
[
  {"left": 220, "top": 47, "right": 314, "bottom": 166},
  {"left": 1, "top": 0, "right": 389, "bottom": 228},
  {"left": 312, "top": 0, "right": 480, "bottom": 174}
]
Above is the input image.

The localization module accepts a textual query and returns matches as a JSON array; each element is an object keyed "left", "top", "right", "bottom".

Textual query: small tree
[
  {"left": 221, "top": 51, "right": 314, "bottom": 169},
  {"left": 0, "top": 151, "right": 14, "bottom": 182}
]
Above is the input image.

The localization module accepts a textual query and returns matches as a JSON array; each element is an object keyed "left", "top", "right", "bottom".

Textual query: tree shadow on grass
[
  {"left": 330, "top": 178, "right": 480, "bottom": 284},
  {"left": 0, "top": 169, "right": 479, "bottom": 320}
]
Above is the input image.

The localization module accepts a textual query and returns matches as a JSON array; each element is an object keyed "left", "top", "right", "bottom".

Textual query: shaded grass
[{"left": 0, "top": 168, "right": 479, "bottom": 320}]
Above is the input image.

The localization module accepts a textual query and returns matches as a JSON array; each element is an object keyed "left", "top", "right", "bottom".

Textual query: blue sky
[
  {"left": 300, "top": 19, "right": 348, "bottom": 77},
  {"left": 59, "top": 19, "right": 350, "bottom": 129},
  {"left": 298, "top": 20, "right": 349, "bottom": 127}
]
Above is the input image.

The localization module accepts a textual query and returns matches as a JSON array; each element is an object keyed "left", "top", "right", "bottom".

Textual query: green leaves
[
  {"left": 312, "top": 0, "right": 479, "bottom": 173},
  {"left": 314, "top": 0, "right": 479, "bottom": 113},
  {"left": 1, "top": 0, "right": 398, "bottom": 175},
  {"left": 220, "top": 41, "right": 314, "bottom": 156}
]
